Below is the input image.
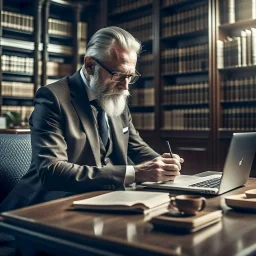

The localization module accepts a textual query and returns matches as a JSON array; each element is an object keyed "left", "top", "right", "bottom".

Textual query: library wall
[
  {"left": 102, "top": 0, "right": 256, "bottom": 176},
  {"left": 0, "top": 0, "right": 92, "bottom": 129}
]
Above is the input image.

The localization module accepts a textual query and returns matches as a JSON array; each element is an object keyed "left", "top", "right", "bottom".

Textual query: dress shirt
[{"left": 79, "top": 68, "right": 135, "bottom": 185}]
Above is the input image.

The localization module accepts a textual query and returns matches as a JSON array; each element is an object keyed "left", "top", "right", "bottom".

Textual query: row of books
[
  {"left": 48, "top": 43, "right": 73, "bottom": 55},
  {"left": 130, "top": 88, "right": 155, "bottom": 106},
  {"left": 2, "top": 82, "right": 34, "bottom": 98},
  {"left": 161, "top": 44, "right": 209, "bottom": 74},
  {"left": 131, "top": 112, "right": 155, "bottom": 130},
  {"left": 0, "top": 37, "right": 40, "bottom": 51},
  {"left": 111, "top": 0, "right": 152, "bottom": 14},
  {"left": 38, "top": 61, "right": 73, "bottom": 77},
  {"left": 1, "top": 37, "right": 73, "bottom": 56},
  {"left": 2, "top": 105, "right": 34, "bottom": 124},
  {"left": 139, "top": 54, "right": 153, "bottom": 76},
  {"left": 48, "top": 18, "right": 72, "bottom": 38},
  {"left": 162, "top": 0, "right": 189, "bottom": 7},
  {"left": 217, "top": 28, "right": 256, "bottom": 68},
  {"left": 117, "top": 16, "right": 152, "bottom": 42},
  {"left": 1, "top": 11, "right": 88, "bottom": 40},
  {"left": 221, "top": 76, "right": 256, "bottom": 101},
  {"left": 1, "top": 10, "right": 33, "bottom": 32},
  {"left": 163, "top": 82, "right": 209, "bottom": 105},
  {"left": 222, "top": 107, "right": 256, "bottom": 130},
  {"left": 161, "top": 5, "right": 208, "bottom": 38},
  {"left": 163, "top": 108, "right": 209, "bottom": 130},
  {"left": 220, "top": 0, "right": 256, "bottom": 24},
  {"left": 1, "top": 55, "right": 34, "bottom": 74}
]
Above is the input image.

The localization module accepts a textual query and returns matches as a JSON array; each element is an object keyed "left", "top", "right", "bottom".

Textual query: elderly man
[{"left": 0, "top": 26, "right": 183, "bottom": 212}]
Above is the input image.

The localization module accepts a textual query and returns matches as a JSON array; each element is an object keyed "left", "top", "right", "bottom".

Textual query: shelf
[
  {"left": 218, "top": 65, "right": 256, "bottom": 72},
  {"left": 221, "top": 100, "right": 256, "bottom": 106},
  {"left": 162, "top": 70, "right": 208, "bottom": 77},
  {"left": 2, "top": 97, "right": 34, "bottom": 106},
  {"left": 49, "top": 34, "right": 73, "bottom": 43},
  {"left": 2, "top": 75, "right": 33, "bottom": 83},
  {"left": 219, "top": 19, "right": 256, "bottom": 31},
  {"left": 161, "top": 29, "right": 208, "bottom": 42},
  {"left": 161, "top": 0, "right": 199, "bottom": 11},
  {"left": 2, "top": 71, "right": 33, "bottom": 77},
  {"left": 3, "top": 27, "right": 33, "bottom": 36},
  {"left": 129, "top": 106, "right": 155, "bottom": 112},
  {"left": 162, "top": 102, "right": 209, "bottom": 108},
  {"left": 160, "top": 129, "right": 210, "bottom": 139}
]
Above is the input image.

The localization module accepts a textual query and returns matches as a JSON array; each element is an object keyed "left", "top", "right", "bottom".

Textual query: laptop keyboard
[{"left": 189, "top": 177, "right": 221, "bottom": 188}]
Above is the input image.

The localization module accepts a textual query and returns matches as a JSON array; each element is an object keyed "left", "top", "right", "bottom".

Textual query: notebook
[
  {"left": 143, "top": 132, "right": 256, "bottom": 195},
  {"left": 72, "top": 191, "right": 171, "bottom": 214}
]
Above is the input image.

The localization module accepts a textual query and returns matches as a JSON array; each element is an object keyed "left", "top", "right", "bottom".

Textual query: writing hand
[{"left": 134, "top": 153, "right": 184, "bottom": 183}]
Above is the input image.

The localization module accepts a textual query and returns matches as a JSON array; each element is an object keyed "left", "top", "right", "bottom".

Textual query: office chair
[
  {"left": 0, "top": 133, "right": 31, "bottom": 256},
  {"left": 0, "top": 133, "right": 32, "bottom": 204}
]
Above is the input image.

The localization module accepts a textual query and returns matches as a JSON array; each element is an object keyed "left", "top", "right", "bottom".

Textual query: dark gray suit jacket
[{"left": 0, "top": 70, "right": 159, "bottom": 211}]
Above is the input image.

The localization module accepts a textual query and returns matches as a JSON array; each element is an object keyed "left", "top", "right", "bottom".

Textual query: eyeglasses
[{"left": 91, "top": 57, "right": 141, "bottom": 84}]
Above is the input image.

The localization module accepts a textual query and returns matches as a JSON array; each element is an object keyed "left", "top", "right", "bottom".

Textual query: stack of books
[{"left": 150, "top": 209, "right": 222, "bottom": 233}]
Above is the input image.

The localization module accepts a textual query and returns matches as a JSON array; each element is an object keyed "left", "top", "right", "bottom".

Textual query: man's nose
[{"left": 118, "top": 77, "right": 129, "bottom": 90}]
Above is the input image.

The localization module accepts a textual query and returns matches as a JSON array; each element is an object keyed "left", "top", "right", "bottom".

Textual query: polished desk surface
[{"left": 0, "top": 179, "right": 256, "bottom": 256}]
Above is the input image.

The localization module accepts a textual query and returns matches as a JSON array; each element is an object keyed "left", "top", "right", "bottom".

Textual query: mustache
[{"left": 103, "top": 90, "right": 130, "bottom": 97}]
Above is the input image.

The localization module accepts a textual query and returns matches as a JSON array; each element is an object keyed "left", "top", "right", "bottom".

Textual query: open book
[{"left": 72, "top": 191, "right": 171, "bottom": 214}]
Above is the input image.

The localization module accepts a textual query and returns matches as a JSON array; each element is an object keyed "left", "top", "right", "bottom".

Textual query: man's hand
[{"left": 134, "top": 153, "right": 184, "bottom": 183}]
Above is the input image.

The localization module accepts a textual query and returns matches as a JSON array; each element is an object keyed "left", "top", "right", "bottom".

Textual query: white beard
[{"left": 89, "top": 72, "right": 130, "bottom": 117}]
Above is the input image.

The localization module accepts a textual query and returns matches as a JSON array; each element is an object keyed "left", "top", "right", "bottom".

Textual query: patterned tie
[{"left": 91, "top": 100, "right": 109, "bottom": 148}]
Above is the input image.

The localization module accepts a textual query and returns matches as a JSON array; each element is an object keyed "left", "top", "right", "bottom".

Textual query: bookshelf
[
  {"left": 216, "top": 0, "right": 256, "bottom": 176},
  {"left": 0, "top": 0, "right": 43, "bottom": 128},
  {"left": 106, "top": 0, "right": 158, "bottom": 149},
  {"left": 0, "top": 0, "right": 93, "bottom": 129},
  {"left": 99, "top": 0, "right": 256, "bottom": 176},
  {"left": 101, "top": 0, "right": 213, "bottom": 174}
]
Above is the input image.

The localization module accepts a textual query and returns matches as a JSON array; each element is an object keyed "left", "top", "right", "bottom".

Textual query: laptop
[{"left": 143, "top": 132, "right": 256, "bottom": 195}]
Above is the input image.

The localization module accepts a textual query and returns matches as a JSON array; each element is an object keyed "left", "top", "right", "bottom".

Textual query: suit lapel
[
  {"left": 68, "top": 70, "right": 101, "bottom": 167},
  {"left": 109, "top": 116, "right": 127, "bottom": 164}
]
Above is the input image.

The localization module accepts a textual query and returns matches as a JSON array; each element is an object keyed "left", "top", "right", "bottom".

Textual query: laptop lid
[{"left": 218, "top": 132, "right": 256, "bottom": 194}]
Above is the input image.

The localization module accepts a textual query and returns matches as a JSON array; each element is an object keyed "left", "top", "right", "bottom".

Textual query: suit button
[
  {"left": 111, "top": 185, "right": 115, "bottom": 190},
  {"left": 107, "top": 185, "right": 111, "bottom": 190},
  {"left": 103, "top": 185, "right": 107, "bottom": 189},
  {"left": 104, "top": 158, "right": 109, "bottom": 164}
]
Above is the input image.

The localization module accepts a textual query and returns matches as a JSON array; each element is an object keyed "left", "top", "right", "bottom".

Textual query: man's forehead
[{"left": 110, "top": 45, "right": 137, "bottom": 64}]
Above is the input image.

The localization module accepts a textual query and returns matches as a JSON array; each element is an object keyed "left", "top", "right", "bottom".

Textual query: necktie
[{"left": 91, "top": 100, "right": 109, "bottom": 148}]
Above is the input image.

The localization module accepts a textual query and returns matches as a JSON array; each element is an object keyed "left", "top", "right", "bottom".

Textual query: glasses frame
[{"left": 91, "top": 57, "right": 141, "bottom": 84}]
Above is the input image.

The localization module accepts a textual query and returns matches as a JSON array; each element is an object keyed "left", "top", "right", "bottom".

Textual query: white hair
[{"left": 85, "top": 26, "right": 141, "bottom": 61}]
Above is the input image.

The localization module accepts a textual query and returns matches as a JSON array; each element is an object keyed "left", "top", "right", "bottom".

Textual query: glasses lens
[
  {"left": 112, "top": 73, "right": 139, "bottom": 84},
  {"left": 129, "top": 76, "right": 139, "bottom": 84}
]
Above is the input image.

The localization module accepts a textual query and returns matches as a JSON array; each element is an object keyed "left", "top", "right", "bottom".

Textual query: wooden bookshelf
[{"left": 0, "top": 0, "right": 94, "bottom": 129}]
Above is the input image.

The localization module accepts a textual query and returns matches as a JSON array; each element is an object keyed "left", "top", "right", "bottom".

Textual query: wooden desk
[{"left": 0, "top": 179, "right": 256, "bottom": 256}]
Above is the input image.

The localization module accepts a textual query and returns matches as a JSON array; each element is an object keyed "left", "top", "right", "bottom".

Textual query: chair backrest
[{"left": 0, "top": 133, "right": 32, "bottom": 203}]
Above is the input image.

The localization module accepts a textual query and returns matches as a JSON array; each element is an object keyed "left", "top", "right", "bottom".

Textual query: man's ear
[{"left": 84, "top": 56, "right": 94, "bottom": 75}]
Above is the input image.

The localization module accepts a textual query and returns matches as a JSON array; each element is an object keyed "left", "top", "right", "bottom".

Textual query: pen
[{"left": 166, "top": 141, "right": 173, "bottom": 158}]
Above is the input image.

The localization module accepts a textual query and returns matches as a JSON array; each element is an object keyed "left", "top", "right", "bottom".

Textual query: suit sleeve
[
  {"left": 29, "top": 86, "right": 126, "bottom": 193},
  {"left": 126, "top": 107, "right": 160, "bottom": 164}
]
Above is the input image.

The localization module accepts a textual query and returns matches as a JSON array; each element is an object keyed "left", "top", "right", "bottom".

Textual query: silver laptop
[{"left": 143, "top": 132, "right": 256, "bottom": 195}]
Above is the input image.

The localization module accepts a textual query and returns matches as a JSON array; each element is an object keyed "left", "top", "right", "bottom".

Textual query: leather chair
[
  {"left": 0, "top": 133, "right": 31, "bottom": 256},
  {"left": 0, "top": 133, "right": 32, "bottom": 204}
]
